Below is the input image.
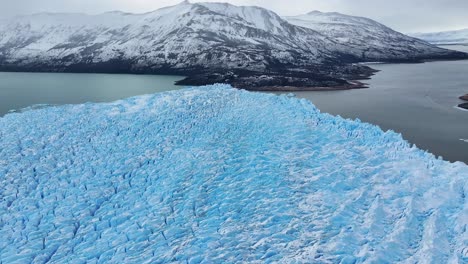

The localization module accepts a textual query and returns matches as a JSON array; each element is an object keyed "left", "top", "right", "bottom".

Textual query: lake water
[
  {"left": 0, "top": 45, "right": 467, "bottom": 163},
  {"left": 0, "top": 72, "right": 184, "bottom": 116}
]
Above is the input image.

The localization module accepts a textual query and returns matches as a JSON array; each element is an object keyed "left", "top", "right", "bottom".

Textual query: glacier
[{"left": 0, "top": 85, "right": 467, "bottom": 263}]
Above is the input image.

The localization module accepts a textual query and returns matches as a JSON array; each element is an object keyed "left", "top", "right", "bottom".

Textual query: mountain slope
[
  {"left": 284, "top": 11, "right": 460, "bottom": 62},
  {"left": 412, "top": 29, "right": 468, "bottom": 44}
]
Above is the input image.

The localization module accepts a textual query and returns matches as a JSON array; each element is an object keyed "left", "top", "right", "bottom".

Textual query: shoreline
[{"left": 248, "top": 81, "right": 368, "bottom": 91}]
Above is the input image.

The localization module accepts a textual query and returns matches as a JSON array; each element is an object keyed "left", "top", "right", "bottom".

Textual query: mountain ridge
[
  {"left": 284, "top": 11, "right": 459, "bottom": 62},
  {"left": 411, "top": 28, "right": 468, "bottom": 45}
]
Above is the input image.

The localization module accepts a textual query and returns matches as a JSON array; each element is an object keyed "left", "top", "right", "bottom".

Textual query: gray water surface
[{"left": 0, "top": 72, "right": 184, "bottom": 116}]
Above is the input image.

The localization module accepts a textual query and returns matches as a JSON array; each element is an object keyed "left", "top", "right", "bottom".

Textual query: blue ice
[{"left": 0, "top": 85, "right": 466, "bottom": 263}]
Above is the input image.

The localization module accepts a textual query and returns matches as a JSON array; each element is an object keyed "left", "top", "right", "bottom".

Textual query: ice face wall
[{"left": 0, "top": 85, "right": 466, "bottom": 263}]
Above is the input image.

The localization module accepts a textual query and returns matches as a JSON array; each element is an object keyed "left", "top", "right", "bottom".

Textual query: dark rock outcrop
[{"left": 458, "top": 103, "right": 468, "bottom": 110}]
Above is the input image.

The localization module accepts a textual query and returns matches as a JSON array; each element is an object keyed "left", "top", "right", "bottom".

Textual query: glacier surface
[{"left": 0, "top": 85, "right": 467, "bottom": 263}]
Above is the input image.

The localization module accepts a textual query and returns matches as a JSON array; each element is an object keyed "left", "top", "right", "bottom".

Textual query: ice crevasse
[{"left": 0, "top": 84, "right": 466, "bottom": 263}]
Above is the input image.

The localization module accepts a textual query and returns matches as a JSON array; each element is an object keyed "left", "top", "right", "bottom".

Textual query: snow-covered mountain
[
  {"left": 0, "top": 2, "right": 465, "bottom": 80},
  {"left": 411, "top": 29, "right": 468, "bottom": 44},
  {"left": 284, "top": 11, "right": 459, "bottom": 62},
  {"left": 0, "top": 1, "right": 344, "bottom": 73}
]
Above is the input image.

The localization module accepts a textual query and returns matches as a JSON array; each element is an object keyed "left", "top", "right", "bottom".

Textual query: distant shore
[
  {"left": 249, "top": 81, "right": 368, "bottom": 91},
  {"left": 1, "top": 51, "right": 467, "bottom": 92}
]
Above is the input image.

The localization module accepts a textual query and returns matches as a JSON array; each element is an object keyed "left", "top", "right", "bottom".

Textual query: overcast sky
[{"left": 1, "top": 0, "right": 467, "bottom": 33}]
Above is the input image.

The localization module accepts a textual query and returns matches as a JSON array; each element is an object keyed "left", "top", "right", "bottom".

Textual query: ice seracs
[{"left": 0, "top": 85, "right": 466, "bottom": 263}]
